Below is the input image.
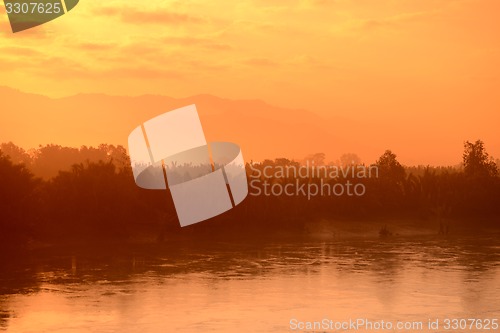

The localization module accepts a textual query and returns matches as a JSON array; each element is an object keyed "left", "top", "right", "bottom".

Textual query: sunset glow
[{"left": 0, "top": 0, "right": 499, "bottom": 165}]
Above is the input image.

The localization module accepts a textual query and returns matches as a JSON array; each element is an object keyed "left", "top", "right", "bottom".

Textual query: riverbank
[{"left": 2, "top": 217, "right": 498, "bottom": 255}]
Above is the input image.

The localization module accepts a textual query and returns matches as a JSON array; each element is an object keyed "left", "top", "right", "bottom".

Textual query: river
[{"left": 1, "top": 234, "right": 499, "bottom": 332}]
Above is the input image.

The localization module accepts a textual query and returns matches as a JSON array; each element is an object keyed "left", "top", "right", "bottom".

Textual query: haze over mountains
[{"left": 0, "top": 86, "right": 497, "bottom": 165}]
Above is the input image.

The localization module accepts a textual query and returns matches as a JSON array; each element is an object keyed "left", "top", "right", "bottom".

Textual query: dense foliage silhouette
[{"left": 0, "top": 141, "right": 498, "bottom": 246}]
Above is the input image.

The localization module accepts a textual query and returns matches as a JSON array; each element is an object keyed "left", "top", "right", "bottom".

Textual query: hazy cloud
[
  {"left": 358, "top": 11, "right": 438, "bottom": 31},
  {"left": 0, "top": 46, "right": 43, "bottom": 57},
  {"left": 163, "top": 36, "right": 232, "bottom": 50},
  {"left": 94, "top": 7, "right": 203, "bottom": 25},
  {"left": 74, "top": 42, "right": 119, "bottom": 52},
  {"left": 244, "top": 57, "right": 279, "bottom": 67}
]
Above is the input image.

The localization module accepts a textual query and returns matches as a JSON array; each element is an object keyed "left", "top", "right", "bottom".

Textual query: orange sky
[{"left": 0, "top": 0, "right": 499, "bottom": 165}]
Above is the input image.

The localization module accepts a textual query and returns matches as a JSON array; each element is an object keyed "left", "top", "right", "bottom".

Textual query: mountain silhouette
[{"left": 0, "top": 86, "right": 354, "bottom": 161}]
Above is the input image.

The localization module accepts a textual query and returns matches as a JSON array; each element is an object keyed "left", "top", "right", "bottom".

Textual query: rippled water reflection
[{"left": 1, "top": 234, "right": 499, "bottom": 332}]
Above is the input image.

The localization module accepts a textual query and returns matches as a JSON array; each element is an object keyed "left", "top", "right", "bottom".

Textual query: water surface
[{"left": 1, "top": 234, "right": 499, "bottom": 332}]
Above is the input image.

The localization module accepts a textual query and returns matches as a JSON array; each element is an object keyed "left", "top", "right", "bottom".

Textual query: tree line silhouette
[{"left": 0, "top": 140, "right": 498, "bottom": 246}]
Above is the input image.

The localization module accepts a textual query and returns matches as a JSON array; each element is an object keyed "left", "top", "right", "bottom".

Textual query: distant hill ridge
[{"left": 0, "top": 85, "right": 349, "bottom": 162}]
